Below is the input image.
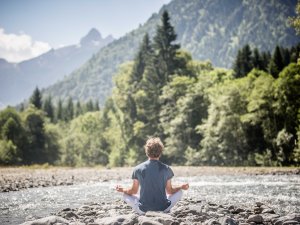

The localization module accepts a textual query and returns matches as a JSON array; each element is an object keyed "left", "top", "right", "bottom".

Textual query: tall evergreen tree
[
  {"left": 75, "top": 101, "right": 83, "bottom": 117},
  {"left": 56, "top": 98, "right": 63, "bottom": 121},
  {"left": 281, "top": 47, "right": 291, "bottom": 67},
  {"left": 43, "top": 95, "right": 54, "bottom": 122},
  {"left": 130, "top": 33, "right": 153, "bottom": 88},
  {"left": 269, "top": 45, "right": 285, "bottom": 78},
  {"left": 30, "top": 87, "right": 42, "bottom": 109},
  {"left": 233, "top": 44, "right": 253, "bottom": 78},
  {"left": 252, "top": 48, "right": 264, "bottom": 71},
  {"left": 261, "top": 51, "right": 271, "bottom": 70},
  {"left": 65, "top": 97, "right": 74, "bottom": 121},
  {"left": 85, "top": 99, "right": 94, "bottom": 112},
  {"left": 233, "top": 49, "right": 243, "bottom": 78},
  {"left": 94, "top": 100, "right": 100, "bottom": 111},
  {"left": 153, "top": 10, "right": 180, "bottom": 85}
]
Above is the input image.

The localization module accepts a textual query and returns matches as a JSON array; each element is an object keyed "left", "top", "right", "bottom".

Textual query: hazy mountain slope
[
  {"left": 171, "top": 0, "right": 299, "bottom": 66},
  {"left": 0, "top": 28, "right": 114, "bottom": 107},
  {"left": 45, "top": 0, "right": 300, "bottom": 105}
]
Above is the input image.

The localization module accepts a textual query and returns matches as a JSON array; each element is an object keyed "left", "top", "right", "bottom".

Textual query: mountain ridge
[
  {"left": 44, "top": 0, "right": 299, "bottom": 106},
  {"left": 0, "top": 28, "right": 114, "bottom": 108}
]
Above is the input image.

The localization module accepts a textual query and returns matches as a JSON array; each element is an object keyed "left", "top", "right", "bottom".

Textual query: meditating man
[{"left": 116, "top": 137, "right": 189, "bottom": 214}]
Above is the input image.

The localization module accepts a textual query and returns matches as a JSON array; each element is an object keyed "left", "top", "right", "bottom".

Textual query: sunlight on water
[{"left": 0, "top": 175, "right": 299, "bottom": 225}]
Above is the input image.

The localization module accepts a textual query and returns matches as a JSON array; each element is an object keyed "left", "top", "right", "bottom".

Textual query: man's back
[{"left": 132, "top": 159, "right": 174, "bottom": 212}]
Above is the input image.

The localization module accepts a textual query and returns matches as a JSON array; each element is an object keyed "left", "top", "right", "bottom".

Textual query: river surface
[{"left": 0, "top": 174, "right": 299, "bottom": 225}]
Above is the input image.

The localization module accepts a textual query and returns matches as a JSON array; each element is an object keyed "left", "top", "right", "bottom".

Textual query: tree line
[
  {"left": 233, "top": 44, "right": 300, "bottom": 78},
  {"left": 0, "top": 11, "right": 299, "bottom": 166},
  {"left": 0, "top": 88, "right": 100, "bottom": 165}
]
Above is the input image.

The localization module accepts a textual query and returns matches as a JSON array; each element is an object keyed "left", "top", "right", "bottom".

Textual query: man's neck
[{"left": 148, "top": 157, "right": 159, "bottom": 161}]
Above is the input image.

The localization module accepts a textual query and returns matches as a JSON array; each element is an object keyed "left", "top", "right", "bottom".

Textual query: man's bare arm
[
  {"left": 116, "top": 179, "right": 139, "bottom": 195},
  {"left": 166, "top": 179, "right": 189, "bottom": 195}
]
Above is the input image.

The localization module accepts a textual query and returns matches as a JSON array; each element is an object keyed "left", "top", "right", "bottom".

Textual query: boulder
[
  {"left": 138, "top": 216, "right": 164, "bottom": 225},
  {"left": 219, "top": 217, "right": 238, "bottom": 225},
  {"left": 274, "top": 214, "right": 300, "bottom": 225},
  {"left": 144, "top": 211, "right": 178, "bottom": 225},
  {"left": 94, "top": 214, "right": 137, "bottom": 225},
  {"left": 246, "top": 215, "right": 263, "bottom": 223},
  {"left": 204, "top": 218, "right": 221, "bottom": 225},
  {"left": 282, "top": 221, "right": 300, "bottom": 225},
  {"left": 19, "top": 216, "right": 69, "bottom": 225}
]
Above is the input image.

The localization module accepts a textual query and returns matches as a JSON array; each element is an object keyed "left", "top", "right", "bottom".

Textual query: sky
[{"left": 0, "top": 0, "right": 171, "bottom": 63}]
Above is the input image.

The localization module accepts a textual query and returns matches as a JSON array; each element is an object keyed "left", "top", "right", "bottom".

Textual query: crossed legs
[{"left": 123, "top": 190, "right": 183, "bottom": 214}]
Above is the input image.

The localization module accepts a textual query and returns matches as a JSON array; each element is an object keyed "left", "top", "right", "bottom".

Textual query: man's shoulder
[
  {"left": 133, "top": 160, "right": 148, "bottom": 171},
  {"left": 157, "top": 160, "right": 171, "bottom": 169}
]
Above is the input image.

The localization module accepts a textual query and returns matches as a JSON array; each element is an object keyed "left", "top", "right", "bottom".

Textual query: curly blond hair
[{"left": 144, "top": 137, "right": 164, "bottom": 158}]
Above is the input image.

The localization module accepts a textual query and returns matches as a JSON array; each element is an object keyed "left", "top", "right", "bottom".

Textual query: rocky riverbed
[
  {"left": 20, "top": 198, "right": 300, "bottom": 225},
  {"left": 1, "top": 167, "right": 299, "bottom": 225}
]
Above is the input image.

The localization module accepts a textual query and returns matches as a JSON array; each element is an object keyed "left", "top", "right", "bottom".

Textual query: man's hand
[
  {"left": 181, "top": 183, "right": 189, "bottom": 190},
  {"left": 115, "top": 180, "right": 139, "bottom": 195},
  {"left": 116, "top": 185, "right": 124, "bottom": 193}
]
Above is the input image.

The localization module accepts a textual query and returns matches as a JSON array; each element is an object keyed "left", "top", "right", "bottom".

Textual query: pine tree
[
  {"left": 75, "top": 101, "right": 83, "bottom": 117},
  {"left": 153, "top": 10, "right": 180, "bottom": 85},
  {"left": 85, "top": 99, "right": 94, "bottom": 112},
  {"left": 241, "top": 44, "right": 253, "bottom": 76},
  {"left": 269, "top": 45, "right": 284, "bottom": 78},
  {"left": 130, "top": 33, "right": 153, "bottom": 88},
  {"left": 261, "top": 51, "right": 271, "bottom": 71},
  {"left": 65, "top": 97, "right": 74, "bottom": 121},
  {"left": 43, "top": 95, "right": 54, "bottom": 122},
  {"left": 233, "top": 44, "right": 253, "bottom": 78},
  {"left": 281, "top": 47, "right": 291, "bottom": 67},
  {"left": 94, "top": 100, "right": 100, "bottom": 111},
  {"left": 30, "top": 87, "right": 42, "bottom": 109},
  {"left": 56, "top": 98, "right": 63, "bottom": 121},
  {"left": 252, "top": 48, "right": 264, "bottom": 70},
  {"left": 233, "top": 49, "right": 243, "bottom": 78}
]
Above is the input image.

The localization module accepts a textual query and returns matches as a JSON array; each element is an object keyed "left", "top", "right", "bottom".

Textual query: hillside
[
  {"left": 45, "top": 0, "right": 299, "bottom": 105},
  {"left": 0, "top": 28, "right": 114, "bottom": 108}
]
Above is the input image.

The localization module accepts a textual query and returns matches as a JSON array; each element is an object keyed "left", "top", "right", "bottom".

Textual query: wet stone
[{"left": 247, "top": 214, "right": 264, "bottom": 223}]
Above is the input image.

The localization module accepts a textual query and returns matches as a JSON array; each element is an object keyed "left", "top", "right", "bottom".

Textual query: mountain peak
[{"left": 80, "top": 28, "right": 103, "bottom": 46}]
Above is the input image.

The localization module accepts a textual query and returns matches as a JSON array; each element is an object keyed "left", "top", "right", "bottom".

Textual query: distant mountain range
[
  {"left": 0, "top": 28, "right": 114, "bottom": 108},
  {"left": 44, "top": 0, "right": 299, "bottom": 107}
]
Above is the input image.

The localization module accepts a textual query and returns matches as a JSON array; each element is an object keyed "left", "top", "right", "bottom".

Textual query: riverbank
[
  {"left": 0, "top": 166, "right": 299, "bottom": 192},
  {"left": 20, "top": 198, "right": 300, "bottom": 225}
]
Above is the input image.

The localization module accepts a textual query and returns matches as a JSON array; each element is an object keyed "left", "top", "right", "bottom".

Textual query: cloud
[{"left": 0, "top": 28, "right": 51, "bottom": 63}]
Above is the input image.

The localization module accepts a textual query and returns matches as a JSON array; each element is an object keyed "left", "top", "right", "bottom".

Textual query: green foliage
[
  {"left": 0, "top": 140, "right": 18, "bottom": 164},
  {"left": 22, "top": 106, "right": 48, "bottom": 164},
  {"left": 289, "top": 0, "right": 300, "bottom": 35},
  {"left": 199, "top": 77, "right": 250, "bottom": 166},
  {"left": 59, "top": 112, "right": 110, "bottom": 166}
]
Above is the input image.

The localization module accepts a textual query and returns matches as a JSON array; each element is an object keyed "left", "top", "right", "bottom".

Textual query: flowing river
[{"left": 0, "top": 174, "right": 299, "bottom": 225}]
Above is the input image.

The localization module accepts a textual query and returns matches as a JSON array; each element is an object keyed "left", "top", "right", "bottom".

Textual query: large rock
[
  {"left": 262, "top": 213, "right": 280, "bottom": 222},
  {"left": 94, "top": 213, "right": 137, "bottom": 225},
  {"left": 204, "top": 218, "right": 221, "bottom": 225},
  {"left": 144, "top": 211, "right": 178, "bottom": 225},
  {"left": 274, "top": 214, "right": 300, "bottom": 225},
  {"left": 138, "top": 216, "right": 164, "bottom": 225},
  {"left": 19, "top": 216, "right": 69, "bottom": 225},
  {"left": 246, "top": 214, "right": 263, "bottom": 223},
  {"left": 219, "top": 217, "right": 238, "bottom": 225}
]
